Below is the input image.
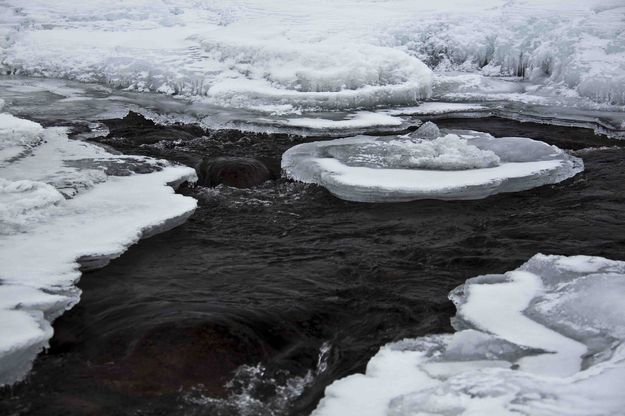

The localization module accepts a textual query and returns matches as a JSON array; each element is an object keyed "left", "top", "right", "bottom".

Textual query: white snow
[
  {"left": 282, "top": 128, "right": 583, "bottom": 202},
  {"left": 0, "top": 113, "right": 197, "bottom": 385},
  {"left": 384, "top": 102, "right": 488, "bottom": 116},
  {"left": 459, "top": 270, "right": 587, "bottom": 377},
  {"left": 324, "top": 134, "right": 502, "bottom": 170},
  {"left": 0, "top": 179, "right": 64, "bottom": 233},
  {"left": 0, "top": 0, "right": 623, "bottom": 115},
  {"left": 286, "top": 112, "right": 403, "bottom": 130},
  {"left": 0, "top": 113, "right": 44, "bottom": 164},
  {"left": 313, "top": 254, "right": 625, "bottom": 416}
]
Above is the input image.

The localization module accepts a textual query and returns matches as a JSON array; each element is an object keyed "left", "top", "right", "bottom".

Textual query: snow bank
[
  {"left": 0, "top": 113, "right": 197, "bottom": 385},
  {"left": 281, "top": 127, "right": 583, "bottom": 202},
  {"left": 314, "top": 254, "right": 625, "bottom": 416},
  {"left": 0, "top": 0, "right": 623, "bottom": 113}
]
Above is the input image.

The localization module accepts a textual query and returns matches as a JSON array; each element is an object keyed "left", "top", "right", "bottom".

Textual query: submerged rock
[{"left": 197, "top": 157, "right": 271, "bottom": 188}]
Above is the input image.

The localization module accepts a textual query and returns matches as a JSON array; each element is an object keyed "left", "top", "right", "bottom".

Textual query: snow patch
[
  {"left": 314, "top": 254, "right": 625, "bottom": 416},
  {"left": 286, "top": 112, "right": 403, "bottom": 130},
  {"left": 0, "top": 113, "right": 197, "bottom": 385},
  {"left": 384, "top": 102, "right": 488, "bottom": 116}
]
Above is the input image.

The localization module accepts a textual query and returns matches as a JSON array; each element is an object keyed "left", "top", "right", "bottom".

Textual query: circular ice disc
[{"left": 281, "top": 130, "right": 583, "bottom": 202}]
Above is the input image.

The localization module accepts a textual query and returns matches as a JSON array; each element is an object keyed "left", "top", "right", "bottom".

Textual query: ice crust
[
  {"left": 2, "top": 72, "right": 623, "bottom": 141},
  {"left": 313, "top": 254, "right": 625, "bottom": 416},
  {"left": 0, "top": 113, "right": 44, "bottom": 164},
  {"left": 0, "top": 0, "right": 623, "bottom": 114},
  {"left": 286, "top": 112, "right": 403, "bottom": 130},
  {"left": 0, "top": 113, "right": 197, "bottom": 385},
  {"left": 281, "top": 128, "right": 583, "bottom": 202}
]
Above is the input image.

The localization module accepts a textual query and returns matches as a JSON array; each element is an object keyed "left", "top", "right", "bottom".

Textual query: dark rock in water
[
  {"left": 95, "top": 112, "right": 294, "bottom": 179},
  {"left": 196, "top": 157, "right": 271, "bottom": 188},
  {"left": 102, "top": 111, "right": 206, "bottom": 145}
]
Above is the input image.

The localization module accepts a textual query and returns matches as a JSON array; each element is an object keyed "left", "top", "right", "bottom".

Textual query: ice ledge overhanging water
[
  {"left": 0, "top": 111, "right": 198, "bottom": 385},
  {"left": 313, "top": 253, "right": 625, "bottom": 416}
]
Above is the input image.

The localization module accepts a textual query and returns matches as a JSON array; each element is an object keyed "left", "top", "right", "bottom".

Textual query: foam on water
[
  {"left": 185, "top": 342, "right": 333, "bottom": 416},
  {"left": 0, "top": 112, "right": 197, "bottom": 385},
  {"left": 313, "top": 254, "right": 625, "bottom": 416}
]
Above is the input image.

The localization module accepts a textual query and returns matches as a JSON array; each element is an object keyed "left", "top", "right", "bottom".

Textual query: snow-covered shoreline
[
  {"left": 314, "top": 254, "right": 625, "bottom": 416},
  {"left": 0, "top": 0, "right": 623, "bottom": 114},
  {"left": 0, "top": 112, "right": 197, "bottom": 385}
]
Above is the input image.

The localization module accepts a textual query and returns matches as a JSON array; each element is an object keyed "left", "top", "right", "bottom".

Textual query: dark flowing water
[{"left": 1, "top": 115, "right": 625, "bottom": 416}]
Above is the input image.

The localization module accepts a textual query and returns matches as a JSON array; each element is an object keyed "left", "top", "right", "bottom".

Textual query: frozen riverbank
[
  {"left": 0, "top": 111, "right": 197, "bottom": 385},
  {"left": 314, "top": 254, "right": 625, "bottom": 416},
  {"left": 1, "top": 1, "right": 624, "bottom": 115}
]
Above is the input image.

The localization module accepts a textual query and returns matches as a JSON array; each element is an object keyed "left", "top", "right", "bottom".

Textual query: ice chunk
[
  {"left": 0, "top": 113, "right": 197, "bottom": 385},
  {"left": 282, "top": 128, "right": 583, "bottom": 202},
  {"left": 314, "top": 254, "right": 625, "bottom": 416},
  {"left": 323, "top": 135, "right": 501, "bottom": 170},
  {"left": 411, "top": 121, "right": 440, "bottom": 140}
]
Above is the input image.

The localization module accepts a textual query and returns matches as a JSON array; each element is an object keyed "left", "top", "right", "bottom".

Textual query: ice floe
[
  {"left": 0, "top": 112, "right": 197, "bottom": 385},
  {"left": 282, "top": 126, "right": 583, "bottom": 202},
  {"left": 313, "top": 253, "right": 625, "bottom": 416}
]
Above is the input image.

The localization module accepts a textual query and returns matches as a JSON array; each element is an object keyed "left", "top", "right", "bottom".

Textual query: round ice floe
[{"left": 282, "top": 129, "right": 583, "bottom": 202}]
